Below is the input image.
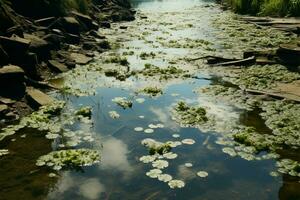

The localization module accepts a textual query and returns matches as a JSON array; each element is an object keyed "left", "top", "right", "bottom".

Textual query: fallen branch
[{"left": 214, "top": 56, "right": 256, "bottom": 66}]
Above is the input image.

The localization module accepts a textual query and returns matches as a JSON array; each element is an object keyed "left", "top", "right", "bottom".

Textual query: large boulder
[
  {"left": 0, "top": 65, "right": 26, "bottom": 98},
  {"left": 49, "top": 17, "right": 81, "bottom": 35}
]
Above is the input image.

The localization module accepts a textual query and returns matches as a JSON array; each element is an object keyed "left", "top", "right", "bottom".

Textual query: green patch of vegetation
[
  {"left": 233, "top": 127, "right": 272, "bottom": 151},
  {"left": 173, "top": 101, "right": 208, "bottom": 126},
  {"left": 112, "top": 97, "right": 133, "bottom": 109},
  {"left": 122, "top": 51, "right": 135, "bottom": 56},
  {"left": 277, "top": 159, "right": 300, "bottom": 177},
  {"left": 200, "top": 85, "right": 260, "bottom": 110},
  {"left": 75, "top": 106, "right": 92, "bottom": 118},
  {"left": 142, "top": 138, "right": 172, "bottom": 155},
  {"left": 140, "top": 52, "right": 156, "bottom": 60},
  {"left": 140, "top": 64, "right": 190, "bottom": 80},
  {"left": 223, "top": 0, "right": 300, "bottom": 16},
  {"left": 36, "top": 149, "right": 100, "bottom": 170},
  {"left": 229, "top": 65, "right": 300, "bottom": 90},
  {"left": 104, "top": 56, "right": 129, "bottom": 66},
  {"left": 139, "top": 86, "right": 163, "bottom": 97}
]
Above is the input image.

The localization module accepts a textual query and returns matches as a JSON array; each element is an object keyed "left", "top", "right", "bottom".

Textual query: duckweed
[
  {"left": 0, "top": 149, "right": 9, "bottom": 157},
  {"left": 141, "top": 138, "right": 172, "bottom": 155},
  {"left": 36, "top": 149, "right": 101, "bottom": 170},
  {"left": 229, "top": 65, "right": 300, "bottom": 90},
  {"left": 75, "top": 106, "right": 92, "bottom": 118},
  {"left": 112, "top": 97, "right": 133, "bottom": 109},
  {"left": 168, "top": 180, "right": 185, "bottom": 189},
  {"left": 173, "top": 101, "right": 208, "bottom": 127},
  {"left": 139, "top": 64, "right": 190, "bottom": 80},
  {"left": 139, "top": 87, "right": 163, "bottom": 97}
]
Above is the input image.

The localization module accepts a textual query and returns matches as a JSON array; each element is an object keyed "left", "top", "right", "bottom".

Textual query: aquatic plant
[
  {"left": 197, "top": 171, "right": 208, "bottom": 178},
  {"left": 168, "top": 180, "right": 185, "bottom": 189},
  {"left": 75, "top": 106, "right": 92, "bottom": 118},
  {"left": 152, "top": 160, "right": 169, "bottom": 169},
  {"left": 199, "top": 85, "right": 260, "bottom": 110},
  {"left": 146, "top": 169, "right": 162, "bottom": 178},
  {"left": 276, "top": 159, "right": 300, "bottom": 177},
  {"left": 139, "top": 155, "right": 157, "bottom": 163},
  {"left": 144, "top": 128, "right": 154, "bottom": 134},
  {"left": 141, "top": 138, "right": 172, "bottom": 155},
  {"left": 229, "top": 65, "right": 300, "bottom": 90},
  {"left": 134, "top": 127, "right": 144, "bottom": 132},
  {"left": 104, "top": 56, "right": 129, "bottom": 66},
  {"left": 139, "top": 64, "right": 190, "bottom": 80},
  {"left": 0, "top": 101, "right": 65, "bottom": 141},
  {"left": 112, "top": 97, "right": 133, "bottom": 109},
  {"left": 140, "top": 52, "right": 156, "bottom": 60},
  {"left": 36, "top": 149, "right": 100, "bottom": 170},
  {"left": 173, "top": 101, "right": 208, "bottom": 127},
  {"left": 0, "top": 149, "right": 9, "bottom": 157},
  {"left": 158, "top": 174, "right": 173, "bottom": 182},
  {"left": 163, "top": 152, "right": 178, "bottom": 159},
  {"left": 109, "top": 111, "right": 120, "bottom": 119},
  {"left": 139, "top": 87, "right": 163, "bottom": 97},
  {"left": 182, "top": 139, "right": 196, "bottom": 145}
]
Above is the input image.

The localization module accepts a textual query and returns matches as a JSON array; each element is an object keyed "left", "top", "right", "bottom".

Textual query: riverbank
[{"left": 0, "top": 0, "right": 135, "bottom": 122}]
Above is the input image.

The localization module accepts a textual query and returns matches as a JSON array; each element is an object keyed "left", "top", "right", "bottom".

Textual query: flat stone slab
[
  {"left": 26, "top": 87, "right": 54, "bottom": 107},
  {"left": 70, "top": 53, "right": 92, "bottom": 64},
  {"left": 48, "top": 60, "right": 69, "bottom": 72}
]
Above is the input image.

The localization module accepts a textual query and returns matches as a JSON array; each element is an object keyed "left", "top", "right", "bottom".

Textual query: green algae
[
  {"left": 0, "top": 149, "right": 9, "bottom": 157},
  {"left": 139, "top": 86, "right": 163, "bottom": 97},
  {"left": 276, "top": 159, "right": 300, "bottom": 177},
  {"left": 141, "top": 138, "right": 172, "bottom": 155},
  {"left": 199, "top": 85, "right": 260, "bottom": 110},
  {"left": 0, "top": 101, "right": 65, "bottom": 141},
  {"left": 112, "top": 97, "right": 133, "bottom": 109},
  {"left": 139, "top": 64, "right": 190, "bottom": 80},
  {"left": 104, "top": 56, "right": 129, "bottom": 66},
  {"left": 229, "top": 65, "right": 300, "bottom": 90},
  {"left": 75, "top": 106, "right": 92, "bottom": 118},
  {"left": 173, "top": 101, "right": 208, "bottom": 127},
  {"left": 36, "top": 149, "right": 100, "bottom": 170},
  {"left": 140, "top": 52, "right": 156, "bottom": 60}
]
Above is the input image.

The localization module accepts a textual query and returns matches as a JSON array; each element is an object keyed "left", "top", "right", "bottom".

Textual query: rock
[
  {"left": 70, "top": 53, "right": 92, "bottom": 65},
  {"left": 61, "top": 17, "right": 80, "bottom": 34},
  {"left": 24, "top": 33, "right": 50, "bottom": 58},
  {"left": 0, "top": 45, "right": 9, "bottom": 66},
  {"left": 22, "top": 52, "right": 39, "bottom": 78},
  {"left": 120, "top": 26, "right": 128, "bottom": 29},
  {"left": 42, "top": 34, "right": 65, "bottom": 49},
  {"left": 0, "top": 97, "right": 16, "bottom": 104},
  {"left": 26, "top": 87, "right": 54, "bottom": 108},
  {"left": 65, "top": 33, "right": 80, "bottom": 44},
  {"left": 82, "top": 41, "right": 99, "bottom": 51},
  {"left": 277, "top": 44, "right": 300, "bottom": 66},
  {"left": 48, "top": 60, "right": 68, "bottom": 72},
  {"left": 0, "top": 104, "right": 8, "bottom": 115},
  {"left": 6, "top": 25, "right": 24, "bottom": 37},
  {"left": 98, "top": 40, "right": 110, "bottom": 49},
  {"left": 0, "top": 65, "right": 25, "bottom": 98},
  {"left": 71, "top": 11, "right": 98, "bottom": 30},
  {"left": 100, "top": 21, "right": 111, "bottom": 28},
  {"left": 88, "top": 30, "right": 106, "bottom": 39},
  {"left": 0, "top": 35, "right": 30, "bottom": 59},
  {"left": 0, "top": 65, "right": 25, "bottom": 79},
  {"left": 34, "top": 17, "right": 56, "bottom": 27}
]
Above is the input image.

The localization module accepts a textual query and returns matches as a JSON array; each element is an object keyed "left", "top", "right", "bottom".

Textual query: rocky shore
[{"left": 0, "top": 0, "right": 135, "bottom": 123}]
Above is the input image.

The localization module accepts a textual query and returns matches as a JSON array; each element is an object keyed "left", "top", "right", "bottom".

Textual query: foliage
[{"left": 224, "top": 0, "right": 300, "bottom": 16}]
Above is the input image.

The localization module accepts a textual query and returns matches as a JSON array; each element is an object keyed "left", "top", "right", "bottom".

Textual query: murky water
[{"left": 1, "top": 0, "right": 300, "bottom": 200}]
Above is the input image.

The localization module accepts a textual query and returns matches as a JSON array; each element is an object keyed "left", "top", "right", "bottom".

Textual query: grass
[{"left": 224, "top": 0, "right": 300, "bottom": 16}]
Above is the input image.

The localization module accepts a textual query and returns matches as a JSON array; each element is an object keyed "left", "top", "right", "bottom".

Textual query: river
[{"left": 0, "top": 0, "right": 299, "bottom": 199}]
